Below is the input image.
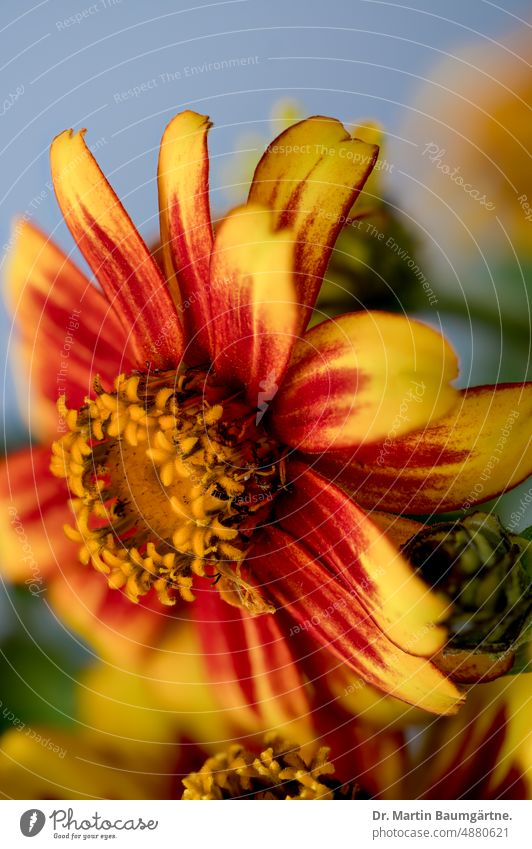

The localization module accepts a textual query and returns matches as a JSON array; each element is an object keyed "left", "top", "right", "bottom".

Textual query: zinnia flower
[{"left": 2, "top": 111, "right": 531, "bottom": 720}]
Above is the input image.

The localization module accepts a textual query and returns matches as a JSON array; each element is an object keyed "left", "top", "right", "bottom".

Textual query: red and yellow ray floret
[{"left": 50, "top": 366, "right": 285, "bottom": 611}]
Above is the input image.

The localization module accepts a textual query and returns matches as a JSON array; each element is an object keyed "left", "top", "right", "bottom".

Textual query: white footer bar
[{"left": 1, "top": 799, "right": 529, "bottom": 848}]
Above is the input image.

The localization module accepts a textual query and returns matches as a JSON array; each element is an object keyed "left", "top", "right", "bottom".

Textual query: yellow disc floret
[
  {"left": 181, "top": 736, "right": 352, "bottom": 800},
  {"left": 50, "top": 366, "right": 284, "bottom": 612}
]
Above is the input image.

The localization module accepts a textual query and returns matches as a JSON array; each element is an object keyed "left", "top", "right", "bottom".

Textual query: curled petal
[
  {"left": 50, "top": 129, "right": 184, "bottom": 369},
  {"left": 249, "top": 116, "right": 378, "bottom": 330},
  {"left": 158, "top": 111, "right": 214, "bottom": 360}
]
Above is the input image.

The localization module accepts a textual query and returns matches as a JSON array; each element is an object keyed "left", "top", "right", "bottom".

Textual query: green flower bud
[{"left": 402, "top": 512, "right": 532, "bottom": 682}]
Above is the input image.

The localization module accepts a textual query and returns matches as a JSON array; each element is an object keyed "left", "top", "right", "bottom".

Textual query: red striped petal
[
  {"left": 277, "top": 460, "right": 447, "bottom": 655},
  {"left": 50, "top": 129, "right": 184, "bottom": 369},
  {"left": 314, "top": 383, "right": 532, "bottom": 513},
  {"left": 192, "top": 583, "right": 311, "bottom": 732},
  {"left": 208, "top": 204, "right": 298, "bottom": 401},
  {"left": 249, "top": 116, "right": 378, "bottom": 332},
  {"left": 252, "top": 528, "right": 463, "bottom": 714},
  {"left": 271, "top": 312, "right": 459, "bottom": 452},
  {"left": 158, "top": 111, "right": 214, "bottom": 361},
  {"left": 4, "top": 221, "right": 133, "bottom": 439}
]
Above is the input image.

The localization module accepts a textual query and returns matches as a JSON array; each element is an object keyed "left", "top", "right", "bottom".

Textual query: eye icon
[{"left": 20, "top": 810, "right": 46, "bottom": 837}]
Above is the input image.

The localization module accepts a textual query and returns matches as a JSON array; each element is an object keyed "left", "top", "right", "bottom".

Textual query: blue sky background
[{"left": 1, "top": 0, "right": 531, "bottom": 434}]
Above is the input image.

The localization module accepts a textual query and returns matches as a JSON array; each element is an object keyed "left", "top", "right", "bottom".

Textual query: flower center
[{"left": 50, "top": 366, "right": 284, "bottom": 612}]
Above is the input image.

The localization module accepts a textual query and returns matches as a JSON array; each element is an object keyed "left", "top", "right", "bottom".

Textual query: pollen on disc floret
[{"left": 50, "top": 365, "right": 285, "bottom": 612}]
